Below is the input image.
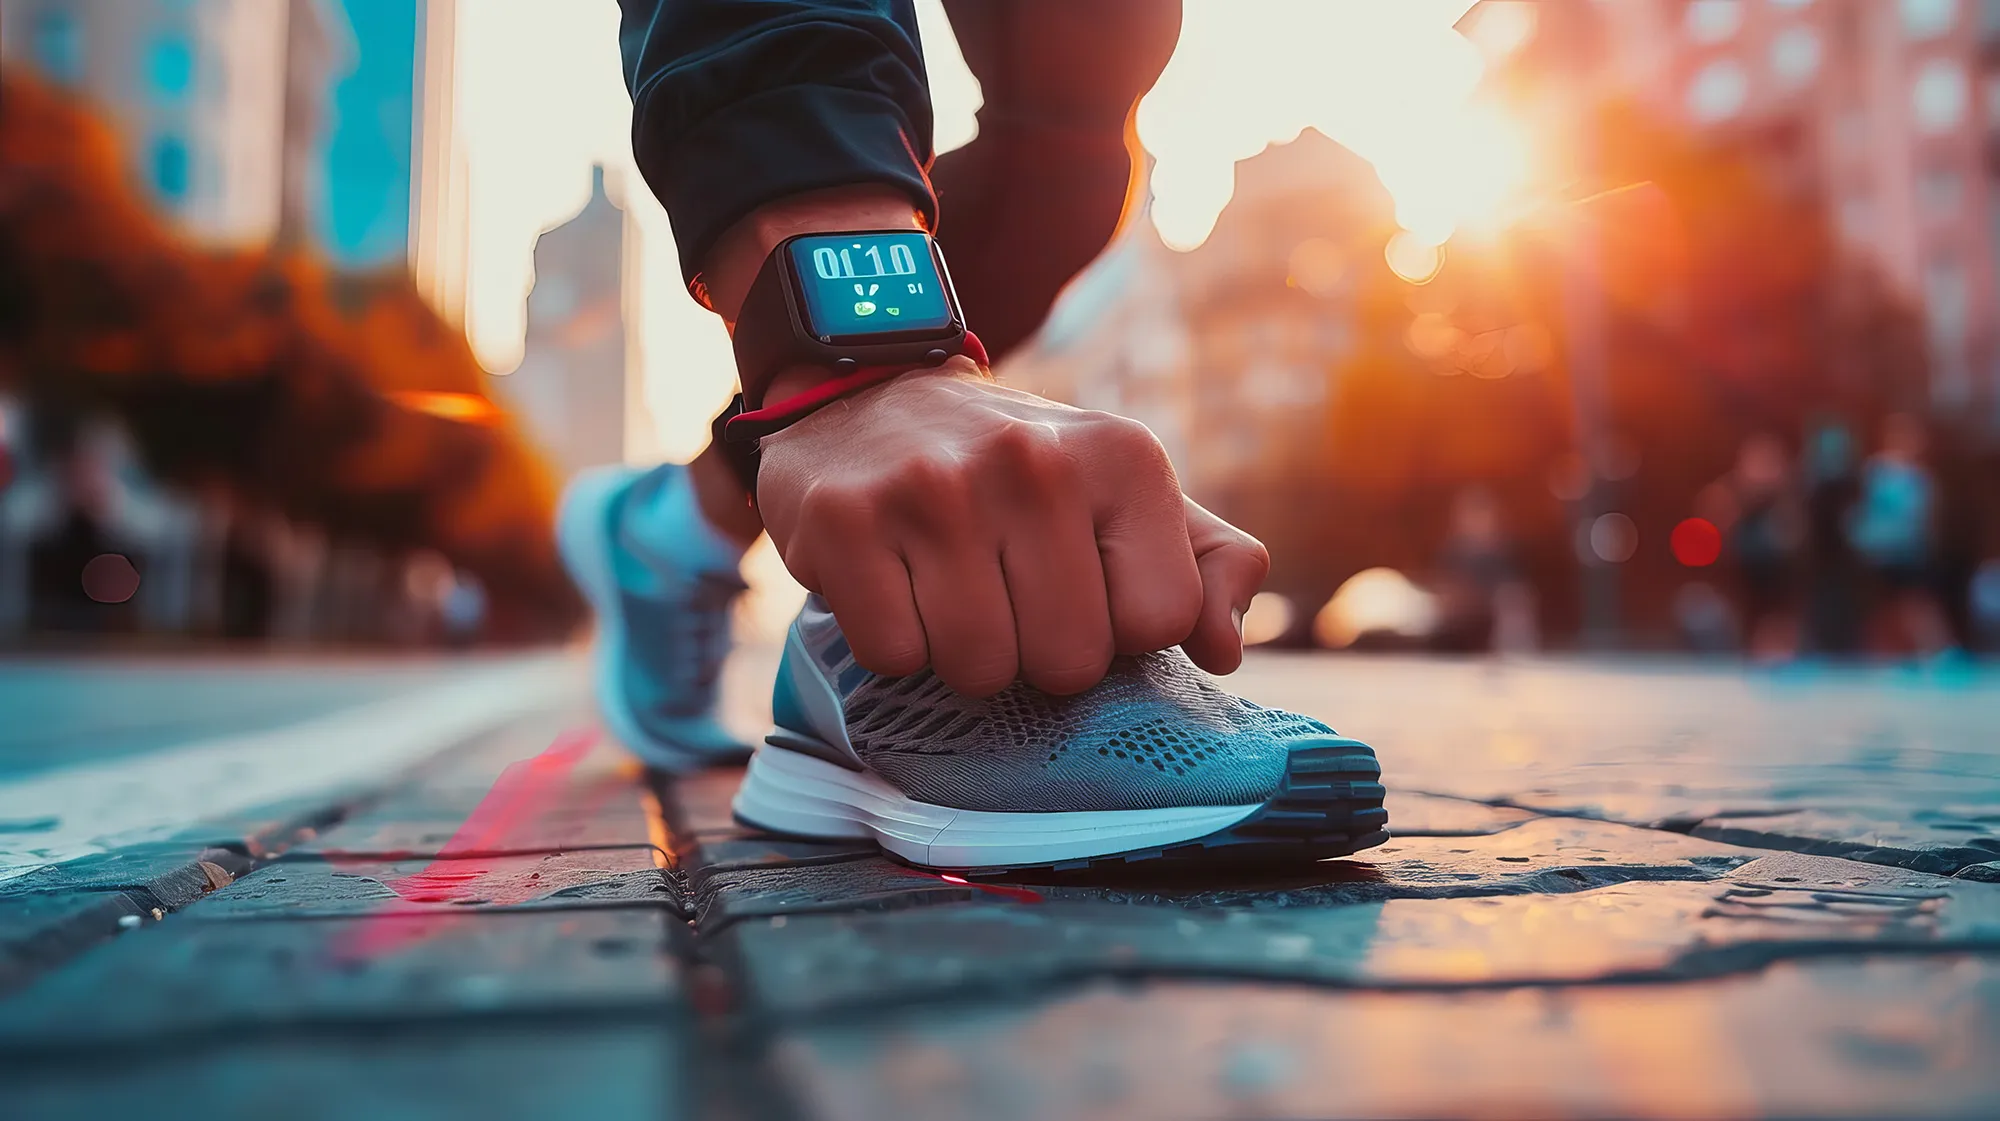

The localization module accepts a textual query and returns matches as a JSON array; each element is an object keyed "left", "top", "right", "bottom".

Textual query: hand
[{"left": 755, "top": 366, "right": 1270, "bottom": 696}]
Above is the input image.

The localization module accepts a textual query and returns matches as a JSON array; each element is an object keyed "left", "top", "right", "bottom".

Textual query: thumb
[{"left": 1178, "top": 497, "right": 1270, "bottom": 674}]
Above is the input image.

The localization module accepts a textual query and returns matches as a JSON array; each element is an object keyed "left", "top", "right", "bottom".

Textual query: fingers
[
  {"left": 907, "top": 537, "right": 1019, "bottom": 696},
  {"left": 1087, "top": 418, "right": 1203, "bottom": 654},
  {"left": 759, "top": 382, "right": 1225, "bottom": 697},
  {"left": 1179, "top": 497, "right": 1271, "bottom": 675},
  {"left": 813, "top": 547, "right": 928, "bottom": 678},
  {"left": 1001, "top": 499, "right": 1114, "bottom": 695}
]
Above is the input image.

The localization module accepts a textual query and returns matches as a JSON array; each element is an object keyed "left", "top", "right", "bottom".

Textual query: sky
[{"left": 453, "top": 0, "right": 1505, "bottom": 462}]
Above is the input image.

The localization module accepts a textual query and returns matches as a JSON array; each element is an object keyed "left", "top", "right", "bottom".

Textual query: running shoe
[
  {"left": 557, "top": 464, "right": 750, "bottom": 772},
  {"left": 732, "top": 597, "right": 1389, "bottom": 871}
]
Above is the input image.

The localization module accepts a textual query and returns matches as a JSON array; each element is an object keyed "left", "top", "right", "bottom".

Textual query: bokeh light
[
  {"left": 1287, "top": 238, "right": 1349, "bottom": 298},
  {"left": 1547, "top": 454, "right": 1592, "bottom": 502},
  {"left": 1587, "top": 513, "right": 1640, "bottom": 565},
  {"left": 1241, "top": 592, "right": 1297, "bottom": 646},
  {"left": 1671, "top": 517, "right": 1723, "bottom": 567},
  {"left": 1386, "top": 231, "right": 1445, "bottom": 284},
  {"left": 1315, "top": 568, "right": 1438, "bottom": 648},
  {"left": 81, "top": 554, "right": 140, "bottom": 604},
  {"left": 1406, "top": 311, "right": 1462, "bottom": 359}
]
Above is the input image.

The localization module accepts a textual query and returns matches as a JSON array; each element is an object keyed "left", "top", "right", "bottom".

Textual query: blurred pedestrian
[
  {"left": 1800, "top": 421, "right": 1863, "bottom": 655},
  {"left": 1430, "top": 487, "right": 1535, "bottom": 653},
  {"left": 1722, "top": 433, "right": 1801, "bottom": 659},
  {"left": 1673, "top": 580, "right": 1739, "bottom": 654},
  {"left": 26, "top": 418, "right": 140, "bottom": 635},
  {"left": 1849, "top": 413, "right": 1952, "bottom": 656},
  {"left": 1970, "top": 557, "right": 2000, "bottom": 654}
]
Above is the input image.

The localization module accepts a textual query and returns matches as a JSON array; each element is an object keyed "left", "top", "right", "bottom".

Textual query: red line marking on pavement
[
  {"left": 386, "top": 725, "right": 598, "bottom": 903},
  {"left": 926, "top": 872, "right": 1042, "bottom": 904},
  {"left": 329, "top": 726, "right": 600, "bottom": 963}
]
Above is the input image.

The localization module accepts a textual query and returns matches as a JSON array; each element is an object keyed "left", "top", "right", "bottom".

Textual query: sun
[{"left": 1137, "top": 0, "right": 1533, "bottom": 257}]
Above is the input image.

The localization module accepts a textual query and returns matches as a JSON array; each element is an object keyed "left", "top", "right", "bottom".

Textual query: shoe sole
[
  {"left": 732, "top": 731, "right": 1389, "bottom": 872},
  {"left": 556, "top": 467, "right": 739, "bottom": 774}
]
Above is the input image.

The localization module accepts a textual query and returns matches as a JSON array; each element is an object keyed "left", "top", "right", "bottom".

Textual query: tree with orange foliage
[
  {"left": 0, "top": 72, "right": 581, "bottom": 642},
  {"left": 1181, "top": 100, "right": 1927, "bottom": 644}
]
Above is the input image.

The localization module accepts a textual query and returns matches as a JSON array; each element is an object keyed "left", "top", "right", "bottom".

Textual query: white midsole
[{"left": 731, "top": 743, "right": 1264, "bottom": 869}]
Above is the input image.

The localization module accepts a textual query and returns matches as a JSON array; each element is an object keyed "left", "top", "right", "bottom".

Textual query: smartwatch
[{"left": 725, "top": 230, "right": 986, "bottom": 447}]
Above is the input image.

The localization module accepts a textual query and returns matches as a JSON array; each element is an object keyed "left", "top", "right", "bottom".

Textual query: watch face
[{"left": 785, "top": 232, "right": 956, "bottom": 341}]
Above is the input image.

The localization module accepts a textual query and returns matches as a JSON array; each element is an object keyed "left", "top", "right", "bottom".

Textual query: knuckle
[
  {"left": 881, "top": 461, "right": 985, "bottom": 538},
  {"left": 986, "top": 417, "right": 1056, "bottom": 460},
  {"left": 1095, "top": 413, "right": 1167, "bottom": 458},
  {"left": 984, "top": 421, "right": 1071, "bottom": 493},
  {"left": 888, "top": 453, "right": 974, "bottom": 509},
  {"left": 1232, "top": 535, "right": 1273, "bottom": 580}
]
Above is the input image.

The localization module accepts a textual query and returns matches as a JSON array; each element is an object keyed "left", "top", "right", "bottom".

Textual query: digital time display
[{"left": 787, "top": 232, "right": 955, "bottom": 340}]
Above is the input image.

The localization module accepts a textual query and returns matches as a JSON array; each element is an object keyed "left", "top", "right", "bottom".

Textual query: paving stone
[
  {"left": 0, "top": 908, "right": 681, "bottom": 1049},
  {"left": 0, "top": 843, "right": 249, "bottom": 910},
  {"left": 1684, "top": 809, "right": 2000, "bottom": 877},
  {"left": 695, "top": 859, "right": 988, "bottom": 929},
  {"left": 1380, "top": 790, "right": 1536, "bottom": 836},
  {"left": 3, "top": 1022, "right": 688, "bottom": 1121},
  {"left": 691, "top": 818, "right": 1754, "bottom": 930},
  {"left": 291, "top": 709, "right": 660, "bottom": 859},
  {"left": 1343, "top": 814, "right": 1754, "bottom": 889},
  {"left": 301, "top": 770, "right": 662, "bottom": 859},
  {"left": 721, "top": 849, "right": 2000, "bottom": 1019},
  {"left": 765, "top": 957, "right": 2000, "bottom": 1121},
  {"left": 664, "top": 766, "right": 746, "bottom": 838},
  {"left": 1232, "top": 655, "right": 2000, "bottom": 875},
  {"left": 193, "top": 847, "right": 676, "bottom": 919},
  {"left": 0, "top": 892, "right": 148, "bottom": 994},
  {"left": 657, "top": 765, "right": 877, "bottom": 874}
]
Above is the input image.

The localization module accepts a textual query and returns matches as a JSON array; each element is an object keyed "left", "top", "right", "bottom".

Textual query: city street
[{"left": 2, "top": 648, "right": 1997, "bottom": 1120}]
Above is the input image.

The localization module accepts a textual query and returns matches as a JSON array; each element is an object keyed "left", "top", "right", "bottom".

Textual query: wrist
[
  {"left": 762, "top": 354, "right": 982, "bottom": 410},
  {"left": 701, "top": 185, "right": 924, "bottom": 323}
]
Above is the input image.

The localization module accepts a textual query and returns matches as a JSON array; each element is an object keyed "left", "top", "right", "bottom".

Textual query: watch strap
[
  {"left": 723, "top": 330, "right": 989, "bottom": 445},
  {"left": 730, "top": 247, "right": 797, "bottom": 411}
]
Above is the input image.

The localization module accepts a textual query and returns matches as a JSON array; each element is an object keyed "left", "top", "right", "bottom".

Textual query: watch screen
[{"left": 787, "top": 232, "right": 955, "bottom": 340}]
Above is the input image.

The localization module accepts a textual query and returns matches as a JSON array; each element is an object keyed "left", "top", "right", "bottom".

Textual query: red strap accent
[
  {"left": 724, "top": 332, "right": 988, "bottom": 444},
  {"left": 962, "top": 331, "right": 990, "bottom": 370}
]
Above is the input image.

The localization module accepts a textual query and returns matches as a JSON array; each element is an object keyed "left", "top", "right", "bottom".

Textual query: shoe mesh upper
[{"left": 827, "top": 642, "right": 1341, "bottom": 813}]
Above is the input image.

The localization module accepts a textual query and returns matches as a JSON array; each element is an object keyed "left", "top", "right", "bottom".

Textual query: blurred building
[
  {"left": 495, "top": 166, "right": 629, "bottom": 479},
  {"left": 1009, "top": 228, "right": 1194, "bottom": 469},
  {"left": 1009, "top": 130, "right": 1389, "bottom": 498},
  {"left": 0, "top": 0, "right": 465, "bottom": 314},
  {"left": 1173, "top": 132, "right": 1387, "bottom": 495},
  {"left": 1, "top": 0, "right": 289, "bottom": 243},
  {"left": 1466, "top": 0, "right": 2000, "bottom": 424}
]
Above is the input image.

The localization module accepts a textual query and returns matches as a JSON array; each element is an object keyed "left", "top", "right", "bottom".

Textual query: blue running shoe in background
[
  {"left": 558, "top": 464, "right": 750, "bottom": 772},
  {"left": 733, "top": 597, "right": 1390, "bottom": 871}
]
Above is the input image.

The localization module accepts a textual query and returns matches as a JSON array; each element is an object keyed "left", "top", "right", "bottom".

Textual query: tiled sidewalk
[{"left": 2, "top": 655, "right": 1998, "bottom": 1120}]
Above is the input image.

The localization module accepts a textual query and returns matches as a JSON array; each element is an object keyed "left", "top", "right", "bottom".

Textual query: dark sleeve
[{"left": 617, "top": 0, "right": 938, "bottom": 295}]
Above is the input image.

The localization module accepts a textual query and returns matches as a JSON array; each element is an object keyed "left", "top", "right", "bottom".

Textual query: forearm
[
  {"left": 616, "top": 0, "right": 938, "bottom": 302},
  {"left": 702, "top": 185, "right": 923, "bottom": 325}
]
